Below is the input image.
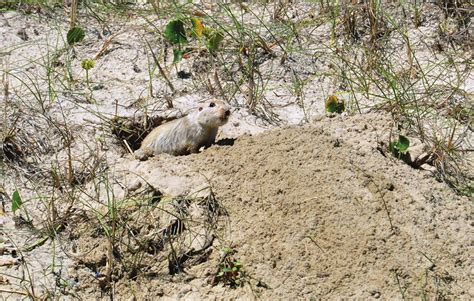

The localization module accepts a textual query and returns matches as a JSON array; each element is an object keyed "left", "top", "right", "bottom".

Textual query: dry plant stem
[
  {"left": 405, "top": 35, "right": 413, "bottom": 72},
  {"left": 246, "top": 5, "right": 286, "bottom": 57},
  {"left": 94, "top": 31, "right": 122, "bottom": 60},
  {"left": 447, "top": 123, "right": 457, "bottom": 150},
  {"left": 69, "top": 0, "right": 78, "bottom": 28},
  {"left": 22, "top": 228, "right": 55, "bottom": 252},
  {"left": 106, "top": 238, "right": 113, "bottom": 285},
  {"left": 394, "top": 271, "right": 407, "bottom": 299},
  {"left": 0, "top": 288, "right": 29, "bottom": 296},
  {"left": 367, "top": 0, "right": 379, "bottom": 46},
  {"left": 210, "top": 57, "right": 226, "bottom": 101},
  {"left": 150, "top": 0, "right": 160, "bottom": 15},
  {"left": 2, "top": 233, "right": 37, "bottom": 298},
  {"left": 214, "top": 69, "right": 225, "bottom": 99},
  {"left": 62, "top": 123, "right": 75, "bottom": 185},
  {"left": 2, "top": 62, "right": 9, "bottom": 135},
  {"left": 238, "top": 50, "right": 256, "bottom": 111},
  {"left": 305, "top": 235, "right": 326, "bottom": 254},
  {"left": 145, "top": 40, "right": 176, "bottom": 101},
  {"left": 123, "top": 139, "right": 134, "bottom": 155},
  {"left": 145, "top": 47, "right": 155, "bottom": 98}
]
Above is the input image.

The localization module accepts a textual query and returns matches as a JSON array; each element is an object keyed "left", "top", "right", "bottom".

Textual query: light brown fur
[{"left": 136, "top": 100, "right": 230, "bottom": 158}]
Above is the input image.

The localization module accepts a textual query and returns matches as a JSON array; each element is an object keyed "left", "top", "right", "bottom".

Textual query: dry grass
[{"left": 0, "top": 0, "right": 472, "bottom": 297}]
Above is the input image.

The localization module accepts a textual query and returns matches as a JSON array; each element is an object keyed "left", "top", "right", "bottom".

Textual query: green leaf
[
  {"left": 164, "top": 20, "right": 187, "bottom": 44},
  {"left": 173, "top": 48, "right": 184, "bottom": 63},
  {"left": 389, "top": 135, "right": 410, "bottom": 157},
  {"left": 397, "top": 135, "right": 410, "bottom": 152},
  {"left": 325, "top": 95, "right": 344, "bottom": 113},
  {"left": 206, "top": 30, "right": 224, "bottom": 53},
  {"left": 12, "top": 190, "right": 23, "bottom": 213},
  {"left": 325, "top": 95, "right": 338, "bottom": 113},
  {"left": 190, "top": 17, "right": 204, "bottom": 37},
  {"left": 67, "top": 26, "right": 85, "bottom": 45}
]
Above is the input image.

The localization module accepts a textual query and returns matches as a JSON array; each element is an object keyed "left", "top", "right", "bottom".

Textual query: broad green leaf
[
  {"left": 164, "top": 20, "right": 187, "bottom": 44},
  {"left": 325, "top": 95, "right": 344, "bottom": 113},
  {"left": 325, "top": 95, "right": 338, "bottom": 113},
  {"left": 67, "top": 26, "right": 85, "bottom": 45},
  {"left": 397, "top": 135, "right": 410, "bottom": 152},
  {"left": 12, "top": 190, "right": 22, "bottom": 213},
  {"left": 389, "top": 135, "right": 410, "bottom": 157},
  {"left": 173, "top": 49, "right": 184, "bottom": 63},
  {"left": 389, "top": 141, "right": 398, "bottom": 156},
  {"left": 206, "top": 30, "right": 224, "bottom": 53}
]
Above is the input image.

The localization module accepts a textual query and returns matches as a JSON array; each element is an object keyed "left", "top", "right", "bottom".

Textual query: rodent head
[{"left": 194, "top": 99, "right": 231, "bottom": 128}]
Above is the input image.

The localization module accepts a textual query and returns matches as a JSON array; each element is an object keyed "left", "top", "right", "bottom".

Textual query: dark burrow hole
[
  {"left": 2, "top": 135, "right": 25, "bottom": 162},
  {"left": 110, "top": 115, "right": 177, "bottom": 151},
  {"left": 215, "top": 137, "right": 236, "bottom": 147}
]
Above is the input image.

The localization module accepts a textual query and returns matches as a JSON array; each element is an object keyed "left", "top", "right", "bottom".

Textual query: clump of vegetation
[
  {"left": 389, "top": 135, "right": 410, "bottom": 158},
  {"left": 325, "top": 95, "right": 345, "bottom": 114},
  {"left": 213, "top": 247, "right": 246, "bottom": 288},
  {"left": 164, "top": 16, "right": 224, "bottom": 63},
  {"left": 66, "top": 26, "right": 85, "bottom": 46}
]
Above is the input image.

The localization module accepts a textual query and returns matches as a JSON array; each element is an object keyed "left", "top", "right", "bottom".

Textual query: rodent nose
[{"left": 225, "top": 109, "right": 231, "bottom": 117}]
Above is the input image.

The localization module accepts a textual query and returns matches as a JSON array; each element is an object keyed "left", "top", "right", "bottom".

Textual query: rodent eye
[{"left": 209, "top": 102, "right": 216, "bottom": 108}]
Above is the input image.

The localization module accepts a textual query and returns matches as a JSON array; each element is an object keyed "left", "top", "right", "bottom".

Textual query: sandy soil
[
  {"left": 74, "top": 112, "right": 469, "bottom": 300},
  {"left": 0, "top": 2, "right": 473, "bottom": 300}
]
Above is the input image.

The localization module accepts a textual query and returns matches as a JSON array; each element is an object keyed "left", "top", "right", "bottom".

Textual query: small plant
[
  {"left": 214, "top": 247, "right": 246, "bottom": 287},
  {"left": 81, "top": 58, "right": 95, "bottom": 87},
  {"left": 11, "top": 189, "right": 31, "bottom": 223},
  {"left": 325, "top": 95, "right": 345, "bottom": 114},
  {"left": 81, "top": 58, "right": 95, "bottom": 71},
  {"left": 80, "top": 58, "right": 96, "bottom": 102},
  {"left": 11, "top": 189, "right": 23, "bottom": 213},
  {"left": 164, "top": 17, "right": 224, "bottom": 63},
  {"left": 389, "top": 135, "right": 410, "bottom": 158},
  {"left": 164, "top": 19, "right": 187, "bottom": 63},
  {"left": 204, "top": 27, "right": 224, "bottom": 54},
  {"left": 412, "top": 2, "right": 423, "bottom": 28},
  {"left": 66, "top": 26, "right": 85, "bottom": 45}
]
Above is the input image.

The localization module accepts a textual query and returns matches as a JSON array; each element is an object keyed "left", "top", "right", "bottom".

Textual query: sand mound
[{"left": 90, "top": 113, "right": 471, "bottom": 299}]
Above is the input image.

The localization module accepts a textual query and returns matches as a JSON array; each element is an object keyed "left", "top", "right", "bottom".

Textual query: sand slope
[{"left": 98, "top": 113, "right": 472, "bottom": 299}]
